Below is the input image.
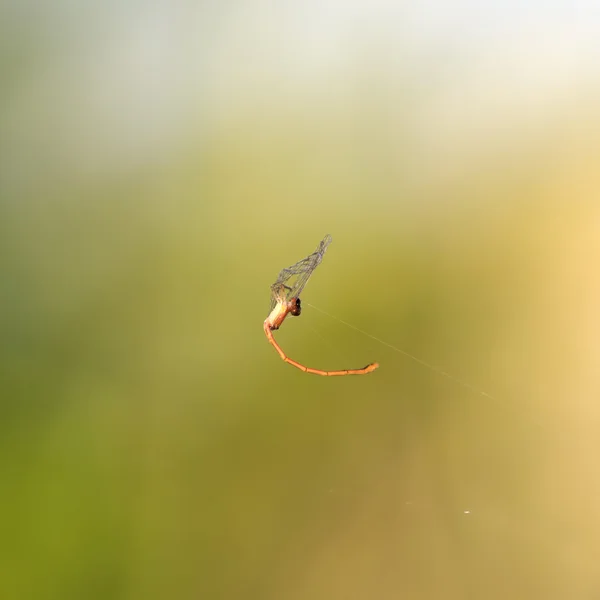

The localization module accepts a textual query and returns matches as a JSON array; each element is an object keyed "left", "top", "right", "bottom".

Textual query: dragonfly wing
[{"left": 269, "top": 235, "right": 332, "bottom": 309}]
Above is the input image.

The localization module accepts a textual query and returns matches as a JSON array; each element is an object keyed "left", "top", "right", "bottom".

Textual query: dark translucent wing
[{"left": 269, "top": 235, "right": 332, "bottom": 309}]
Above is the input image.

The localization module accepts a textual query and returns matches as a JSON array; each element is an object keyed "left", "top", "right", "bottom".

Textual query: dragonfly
[{"left": 263, "top": 235, "right": 379, "bottom": 376}]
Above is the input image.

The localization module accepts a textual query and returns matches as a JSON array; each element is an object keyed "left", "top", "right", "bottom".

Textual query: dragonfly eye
[{"left": 290, "top": 297, "right": 302, "bottom": 316}]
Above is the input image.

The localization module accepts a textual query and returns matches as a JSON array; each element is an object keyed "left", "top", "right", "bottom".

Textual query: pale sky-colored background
[{"left": 3, "top": 1, "right": 600, "bottom": 181}]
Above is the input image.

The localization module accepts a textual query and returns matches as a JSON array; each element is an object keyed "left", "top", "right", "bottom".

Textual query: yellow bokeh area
[{"left": 2, "top": 3, "right": 600, "bottom": 599}]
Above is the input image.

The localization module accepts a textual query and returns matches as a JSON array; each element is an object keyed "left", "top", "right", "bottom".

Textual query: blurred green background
[{"left": 2, "top": 2, "right": 600, "bottom": 599}]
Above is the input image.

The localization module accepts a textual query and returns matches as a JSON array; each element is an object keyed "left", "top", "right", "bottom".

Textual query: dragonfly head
[{"left": 290, "top": 297, "right": 302, "bottom": 317}]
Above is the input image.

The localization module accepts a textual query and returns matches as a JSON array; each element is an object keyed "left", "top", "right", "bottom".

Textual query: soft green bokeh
[{"left": 2, "top": 3, "right": 600, "bottom": 599}]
